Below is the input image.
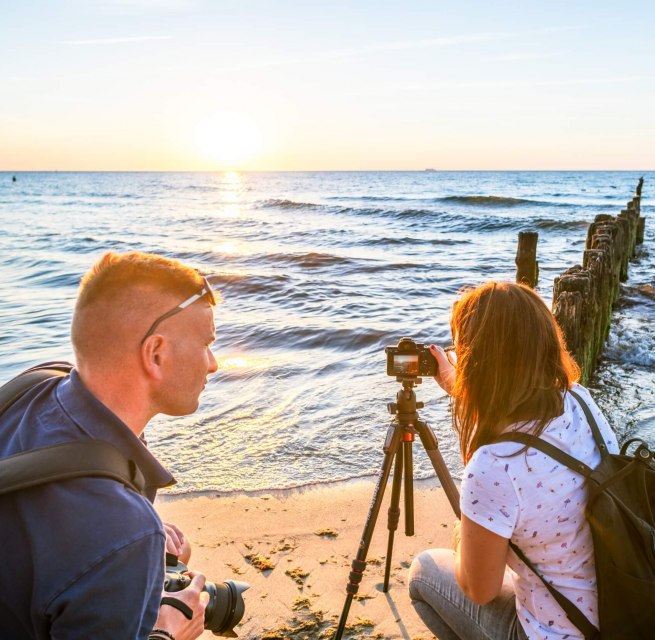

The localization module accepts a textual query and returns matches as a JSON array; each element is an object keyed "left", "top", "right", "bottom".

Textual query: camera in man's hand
[
  {"left": 385, "top": 337, "right": 438, "bottom": 378},
  {"left": 164, "top": 556, "right": 249, "bottom": 637}
]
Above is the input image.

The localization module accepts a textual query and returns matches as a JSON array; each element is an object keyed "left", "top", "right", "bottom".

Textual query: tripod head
[{"left": 387, "top": 377, "right": 424, "bottom": 428}]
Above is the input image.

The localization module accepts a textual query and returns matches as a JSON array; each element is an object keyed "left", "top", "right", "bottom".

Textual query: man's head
[{"left": 72, "top": 252, "right": 219, "bottom": 427}]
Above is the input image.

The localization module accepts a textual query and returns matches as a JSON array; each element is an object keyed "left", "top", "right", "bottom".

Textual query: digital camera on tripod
[{"left": 334, "top": 337, "right": 461, "bottom": 640}]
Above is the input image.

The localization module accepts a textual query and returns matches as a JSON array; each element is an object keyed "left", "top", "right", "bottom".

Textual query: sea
[{"left": 1, "top": 171, "right": 653, "bottom": 495}]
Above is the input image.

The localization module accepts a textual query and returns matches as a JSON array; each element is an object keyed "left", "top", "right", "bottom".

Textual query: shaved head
[{"left": 71, "top": 252, "right": 206, "bottom": 368}]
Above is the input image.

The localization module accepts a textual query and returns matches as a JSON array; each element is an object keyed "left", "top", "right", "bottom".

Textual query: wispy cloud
[
  {"left": 341, "top": 75, "right": 649, "bottom": 99},
  {"left": 224, "top": 32, "right": 515, "bottom": 71},
  {"left": 440, "top": 76, "right": 650, "bottom": 90},
  {"left": 489, "top": 52, "right": 560, "bottom": 62},
  {"left": 216, "top": 26, "right": 580, "bottom": 72},
  {"left": 61, "top": 35, "right": 171, "bottom": 46},
  {"left": 94, "top": 0, "right": 196, "bottom": 8}
]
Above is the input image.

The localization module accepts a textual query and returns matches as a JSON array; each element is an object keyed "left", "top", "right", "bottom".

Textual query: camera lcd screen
[{"left": 393, "top": 354, "right": 419, "bottom": 375}]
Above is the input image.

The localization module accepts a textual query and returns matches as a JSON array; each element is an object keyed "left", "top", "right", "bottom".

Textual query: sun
[{"left": 193, "top": 112, "right": 261, "bottom": 169}]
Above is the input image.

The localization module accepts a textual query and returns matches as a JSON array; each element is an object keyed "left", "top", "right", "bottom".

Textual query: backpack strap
[
  {"left": 493, "top": 389, "right": 609, "bottom": 640},
  {"left": 0, "top": 361, "right": 73, "bottom": 414},
  {"left": 568, "top": 388, "right": 609, "bottom": 458},
  {"left": 508, "top": 541, "right": 599, "bottom": 640},
  {"left": 495, "top": 431, "right": 595, "bottom": 477},
  {"left": 0, "top": 362, "right": 147, "bottom": 497},
  {"left": 496, "top": 434, "right": 601, "bottom": 638},
  {"left": 0, "top": 440, "right": 147, "bottom": 496}
]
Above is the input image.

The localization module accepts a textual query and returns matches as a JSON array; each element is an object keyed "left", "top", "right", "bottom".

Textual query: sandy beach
[{"left": 156, "top": 480, "right": 456, "bottom": 639}]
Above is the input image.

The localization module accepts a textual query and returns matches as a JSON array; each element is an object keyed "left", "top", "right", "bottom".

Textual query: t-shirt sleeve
[
  {"left": 460, "top": 447, "right": 520, "bottom": 539},
  {"left": 46, "top": 531, "right": 165, "bottom": 640}
]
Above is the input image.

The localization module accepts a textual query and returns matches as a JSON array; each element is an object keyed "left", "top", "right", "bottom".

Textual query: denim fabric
[
  {"left": 409, "top": 549, "right": 528, "bottom": 640},
  {"left": 0, "top": 370, "right": 175, "bottom": 639}
]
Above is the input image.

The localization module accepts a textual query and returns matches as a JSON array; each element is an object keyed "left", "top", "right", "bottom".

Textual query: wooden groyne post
[
  {"left": 516, "top": 231, "right": 539, "bottom": 288},
  {"left": 551, "top": 178, "right": 645, "bottom": 384}
]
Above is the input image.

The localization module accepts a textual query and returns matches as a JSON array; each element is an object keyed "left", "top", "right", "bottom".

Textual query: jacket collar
[{"left": 56, "top": 370, "right": 176, "bottom": 499}]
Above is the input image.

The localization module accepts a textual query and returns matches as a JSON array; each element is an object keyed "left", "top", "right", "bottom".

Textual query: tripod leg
[
  {"left": 383, "top": 446, "right": 403, "bottom": 592},
  {"left": 416, "top": 421, "right": 461, "bottom": 518},
  {"left": 334, "top": 425, "right": 402, "bottom": 640},
  {"left": 403, "top": 436, "right": 415, "bottom": 536}
]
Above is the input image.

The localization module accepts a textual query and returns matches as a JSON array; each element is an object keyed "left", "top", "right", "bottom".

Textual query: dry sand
[{"left": 156, "top": 480, "right": 457, "bottom": 640}]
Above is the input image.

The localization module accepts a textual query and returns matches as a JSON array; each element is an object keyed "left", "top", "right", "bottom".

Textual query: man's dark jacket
[{"left": 0, "top": 370, "right": 174, "bottom": 639}]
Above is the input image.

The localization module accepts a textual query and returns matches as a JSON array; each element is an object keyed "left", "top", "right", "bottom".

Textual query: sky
[{"left": 1, "top": 1, "right": 654, "bottom": 171}]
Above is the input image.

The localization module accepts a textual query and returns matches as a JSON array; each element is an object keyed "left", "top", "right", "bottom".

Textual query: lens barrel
[
  {"left": 164, "top": 559, "right": 249, "bottom": 637},
  {"left": 204, "top": 580, "right": 249, "bottom": 637}
]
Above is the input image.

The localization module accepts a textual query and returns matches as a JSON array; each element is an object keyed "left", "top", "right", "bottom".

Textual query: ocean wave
[
  {"left": 532, "top": 219, "right": 590, "bottom": 231},
  {"left": 19, "top": 269, "right": 81, "bottom": 289},
  {"left": 208, "top": 272, "right": 291, "bottom": 296},
  {"left": 226, "top": 322, "right": 389, "bottom": 352},
  {"left": 256, "top": 198, "right": 322, "bottom": 210},
  {"left": 359, "top": 236, "right": 471, "bottom": 247},
  {"left": 251, "top": 251, "right": 356, "bottom": 269},
  {"left": 327, "top": 195, "right": 405, "bottom": 203},
  {"left": 439, "top": 195, "right": 545, "bottom": 206}
]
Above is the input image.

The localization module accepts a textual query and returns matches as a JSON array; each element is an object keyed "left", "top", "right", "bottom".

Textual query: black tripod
[{"left": 334, "top": 377, "right": 461, "bottom": 640}]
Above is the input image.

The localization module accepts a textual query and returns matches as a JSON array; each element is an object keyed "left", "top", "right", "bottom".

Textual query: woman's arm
[{"left": 453, "top": 514, "right": 509, "bottom": 605}]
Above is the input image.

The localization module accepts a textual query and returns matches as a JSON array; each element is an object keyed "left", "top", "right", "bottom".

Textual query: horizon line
[{"left": 2, "top": 168, "right": 653, "bottom": 173}]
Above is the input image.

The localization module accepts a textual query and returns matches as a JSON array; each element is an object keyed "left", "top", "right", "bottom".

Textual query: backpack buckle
[{"left": 621, "top": 438, "right": 653, "bottom": 461}]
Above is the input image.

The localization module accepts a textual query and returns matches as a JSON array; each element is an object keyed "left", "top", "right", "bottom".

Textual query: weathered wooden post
[
  {"left": 583, "top": 249, "right": 610, "bottom": 359},
  {"left": 551, "top": 178, "right": 645, "bottom": 383},
  {"left": 515, "top": 231, "right": 539, "bottom": 288},
  {"left": 637, "top": 216, "right": 646, "bottom": 245},
  {"left": 553, "top": 267, "right": 594, "bottom": 381}
]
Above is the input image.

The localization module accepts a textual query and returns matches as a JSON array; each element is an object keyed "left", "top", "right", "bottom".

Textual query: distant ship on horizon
[{"left": 424, "top": 168, "right": 437, "bottom": 172}]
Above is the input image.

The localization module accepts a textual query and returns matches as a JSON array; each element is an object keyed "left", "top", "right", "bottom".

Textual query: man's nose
[{"left": 208, "top": 349, "right": 219, "bottom": 373}]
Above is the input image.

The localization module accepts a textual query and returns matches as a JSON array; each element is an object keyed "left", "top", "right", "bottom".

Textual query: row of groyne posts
[{"left": 515, "top": 178, "right": 646, "bottom": 385}]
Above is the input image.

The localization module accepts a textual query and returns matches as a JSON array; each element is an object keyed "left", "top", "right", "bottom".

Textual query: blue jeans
[{"left": 408, "top": 549, "right": 528, "bottom": 640}]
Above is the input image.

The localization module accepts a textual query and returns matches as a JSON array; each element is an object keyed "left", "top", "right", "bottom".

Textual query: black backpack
[
  {"left": 495, "top": 389, "right": 655, "bottom": 639},
  {"left": 0, "top": 362, "right": 146, "bottom": 496}
]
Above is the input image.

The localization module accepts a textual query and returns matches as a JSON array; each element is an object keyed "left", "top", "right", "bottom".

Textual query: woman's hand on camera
[
  {"left": 430, "top": 344, "right": 456, "bottom": 395},
  {"left": 156, "top": 571, "right": 209, "bottom": 640}
]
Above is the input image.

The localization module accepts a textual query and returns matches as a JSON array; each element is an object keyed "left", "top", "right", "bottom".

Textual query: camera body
[
  {"left": 385, "top": 337, "right": 438, "bottom": 378},
  {"left": 164, "top": 556, "right": 248, "bottom": 637}
]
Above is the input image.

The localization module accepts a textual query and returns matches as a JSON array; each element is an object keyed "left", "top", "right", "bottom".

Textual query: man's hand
[
  {"left": 155, "top": 571, "right": 209, "bottom": 640},
  {"left": 164, "top": 522, "right": 192, "bottom": 564}
]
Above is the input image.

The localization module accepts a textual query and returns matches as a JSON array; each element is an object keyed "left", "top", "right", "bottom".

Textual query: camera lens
[{"left": 204, "top": 580, "right": 249, "bottom": 637}]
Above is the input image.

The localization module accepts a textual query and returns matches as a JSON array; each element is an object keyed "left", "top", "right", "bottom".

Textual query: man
[{"left": 0, "top": 251, "right": 219, "bottom": 639}]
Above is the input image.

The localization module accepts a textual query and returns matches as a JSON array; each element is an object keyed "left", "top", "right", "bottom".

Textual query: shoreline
[
  {"left": 157, "top": 473, "right": 459, "bottom": 502},
  {"left": 155, "top": 478, "right": 455, "bottom": 639}
]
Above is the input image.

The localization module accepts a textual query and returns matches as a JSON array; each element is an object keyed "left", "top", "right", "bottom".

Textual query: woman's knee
[{"left": 408, "top": 548, "right": 456, "bottom": 601}]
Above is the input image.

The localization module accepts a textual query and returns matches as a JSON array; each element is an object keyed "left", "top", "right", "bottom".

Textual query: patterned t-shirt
[{"left": 460, "top": 384, "right": 619, "bottom": 640}]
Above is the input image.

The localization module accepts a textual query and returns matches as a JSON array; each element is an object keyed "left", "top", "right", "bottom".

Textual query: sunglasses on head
[{"left": 141, "top": 276, "right": 216, "bottom": 344}]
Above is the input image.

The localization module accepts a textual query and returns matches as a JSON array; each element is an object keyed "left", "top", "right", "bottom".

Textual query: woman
[{"left": 408, "top": 281, "right": 618, "bottom": 640}]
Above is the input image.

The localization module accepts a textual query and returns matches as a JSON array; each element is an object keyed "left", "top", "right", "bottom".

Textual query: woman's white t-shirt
[{"left": 460, "top": 384, "right": 619, "bottom": 640}]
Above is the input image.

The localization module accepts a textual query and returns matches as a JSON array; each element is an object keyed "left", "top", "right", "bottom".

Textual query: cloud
[
  {"left": 214, "top": 26, "right": 581, "bottom": 72},
  {"left": 224, "top": 32, "right": 514, "bottom": 71},
  {"left": 61, "top": 35, "right": 171, "bottom": 45},
  {"left": 489, "top": 52, "right": 560, "bottom": 62},
  {"left": 93, "top": 0, "right": 196, "bottom": 8}
]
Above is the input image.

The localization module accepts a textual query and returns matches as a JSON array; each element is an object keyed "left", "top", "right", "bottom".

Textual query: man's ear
[{"left": 141, "top": 335, "right": 166, "bottom": 380}]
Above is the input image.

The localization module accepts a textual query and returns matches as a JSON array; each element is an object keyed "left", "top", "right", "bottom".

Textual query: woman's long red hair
[{"left": 450, "top": 281, "right": 580, "bottom": 464}]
